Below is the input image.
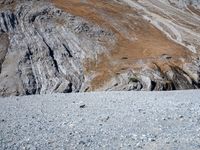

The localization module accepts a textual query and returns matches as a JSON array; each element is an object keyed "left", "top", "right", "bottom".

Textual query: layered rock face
[
  {"left": 0, "top": 0, "right": 115, "bottom": 96},
  {"left": 0, "top": 0, "right": 200, "bottom": 96}
]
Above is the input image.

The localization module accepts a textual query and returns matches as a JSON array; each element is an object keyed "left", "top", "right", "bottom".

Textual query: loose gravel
[{"left": 1, "top": 90, "right": 200, "bottom": 149}]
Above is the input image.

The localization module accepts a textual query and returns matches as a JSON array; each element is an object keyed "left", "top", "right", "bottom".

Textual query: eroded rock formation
[{"left": 0, "top": 0, "right": 200, "bottom": 96}]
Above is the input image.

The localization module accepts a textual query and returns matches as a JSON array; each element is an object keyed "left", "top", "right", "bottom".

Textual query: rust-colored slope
[{"left": 52, "top": 0, "right": 193, "bottom": 90}]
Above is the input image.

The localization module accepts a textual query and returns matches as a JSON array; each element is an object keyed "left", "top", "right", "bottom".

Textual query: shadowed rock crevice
[
  {"left": 8, "top": 12, "right": 18, "bottom": 29},
  {"left": 1, "top": 12, "right": 8, "bottom": 31},
  {"left": 18, "top": 51, "right": 38, "bottom": 95},
  {"left": 62, "top": 43, "right": 73, "bottom": 58},
  {"left": 0, "top": 33, "right": 9, "bottom": 74},
  {"left": 42, "top": 37, "right": 59, "bottom": 72},
  {"left": 169, "top": 66, "right": 196, "bottom": 90},
  {"left": 0, "top": 11, "right": 18, "bottom": 32},
  {"left": 63, "top": 82, "right": 73, "bottom": 93}
]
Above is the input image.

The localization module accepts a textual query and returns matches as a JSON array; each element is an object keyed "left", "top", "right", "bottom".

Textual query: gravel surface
[{"left": 1, "top": 90, "right": 200, "bottom": 150}]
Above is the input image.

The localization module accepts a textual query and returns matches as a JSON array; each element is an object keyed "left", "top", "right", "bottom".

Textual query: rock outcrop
[
  {"left": 0, "top": 0, "right": 200, "bottom": 96},
  {"left": 0, "top": 0, "right": 115, "bottom": 96}
]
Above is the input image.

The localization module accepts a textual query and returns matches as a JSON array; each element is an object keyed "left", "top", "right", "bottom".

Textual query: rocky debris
[
  {"left": 79, "top": 104, "right": 86, "bottom": 108},
  {"left": 1, "top": 90, "right": 200, "bottom": 149},
  {"left": 0, "top": 0, "right": 200, "bottom": 96}
]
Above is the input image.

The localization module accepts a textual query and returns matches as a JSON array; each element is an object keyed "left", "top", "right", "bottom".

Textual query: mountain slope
[{"left": 0, "top": 0, "right": 200, "bottom": 96}]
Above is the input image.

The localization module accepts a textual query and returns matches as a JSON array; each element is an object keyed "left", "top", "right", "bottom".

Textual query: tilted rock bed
[{"left": 0, "top": 0, "right": 200, "bottom": 96}]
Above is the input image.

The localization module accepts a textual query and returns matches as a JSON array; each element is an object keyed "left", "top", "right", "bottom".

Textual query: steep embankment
[{"left": 0, "top": 0, "right": 200, "bottom": 96}]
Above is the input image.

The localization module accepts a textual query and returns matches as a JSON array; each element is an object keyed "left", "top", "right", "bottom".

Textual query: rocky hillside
[{"left": 0, "top": 0, "right": 200, "bottom": 96}]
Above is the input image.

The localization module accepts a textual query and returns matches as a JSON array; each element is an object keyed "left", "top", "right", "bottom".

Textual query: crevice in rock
[
  {"left": 42, "top": 38, "right": 59, "bottom": 72},
  {"left": 150, "top": 81, "right": 156, "bottom": 91},
  {"left": 8, "top": 13, "right": 18, "bottom": 29},
  {"left": 170, "top": 66, "right": 196, "bottom": 90},
  {"left": 27, "top": 46, "right": 33, "bottom": 58},
  {"left": 62, "top": 43, "right": 73, "bottom": 57},
  {"left": 18, "top": 65, "right": 37, "bottom": 96},
  {"left": 0, "top": 33, "right": 9, "bottom": 74},
  {"left": 63, "top": 82, "right": 73, "bottom": 93},
  {"left": 0, "top": 54, "right": 6, "bottom": 74},
  {"left": 0, "top": 62, "right": 3, "bottom": 73},
  {"left": 170, "top": 82, "right": 176, "bottom": 90},
  {"left": 0, "top": 29, "right": 5, "bottom": 33},
  {"left": 18, "top": 46, "right": 41, "bottom": 95},
  {"left": 27, "top": 46, "right": 41, "bottom": 94},
  {"left": 1, "top": 12, "right": 8, "bottom": 31}
]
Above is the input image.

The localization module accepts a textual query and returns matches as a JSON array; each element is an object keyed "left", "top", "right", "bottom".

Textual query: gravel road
[{"left": 1, "top": 90, "right": 200, "bottom": 150}]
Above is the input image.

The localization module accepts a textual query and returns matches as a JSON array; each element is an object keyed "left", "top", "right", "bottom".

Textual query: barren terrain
[
  {"left": 0, "top": 0, "right": 200, "bottom": 96},
  {"left": 1, "top": 90, "right": 200, "bottom": 149}
]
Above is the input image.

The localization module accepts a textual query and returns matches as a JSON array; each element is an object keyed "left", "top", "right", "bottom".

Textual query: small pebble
[
  {"left": 179, "top": 115, "right": 184, "bottom": 118},
  {"left": 80, "top": 104, "right": 86, "bottom": 108},
  {"left": 79, "top": 141, "right": 86, "bottom": 145}
]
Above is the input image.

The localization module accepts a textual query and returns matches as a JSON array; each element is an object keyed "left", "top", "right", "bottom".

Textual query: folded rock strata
[{"left": 0, "top": 0, "right": 200, "bottom": 96}]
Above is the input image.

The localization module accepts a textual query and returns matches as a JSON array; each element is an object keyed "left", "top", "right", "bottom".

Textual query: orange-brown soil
[{"left": 52, "top": 0, "right": 193, "bottom": 90}]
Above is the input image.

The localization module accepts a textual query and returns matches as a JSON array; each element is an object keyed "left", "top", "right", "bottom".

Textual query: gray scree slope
[{"left": 1, "top": 90, "right": 200, "bottom": 149}]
